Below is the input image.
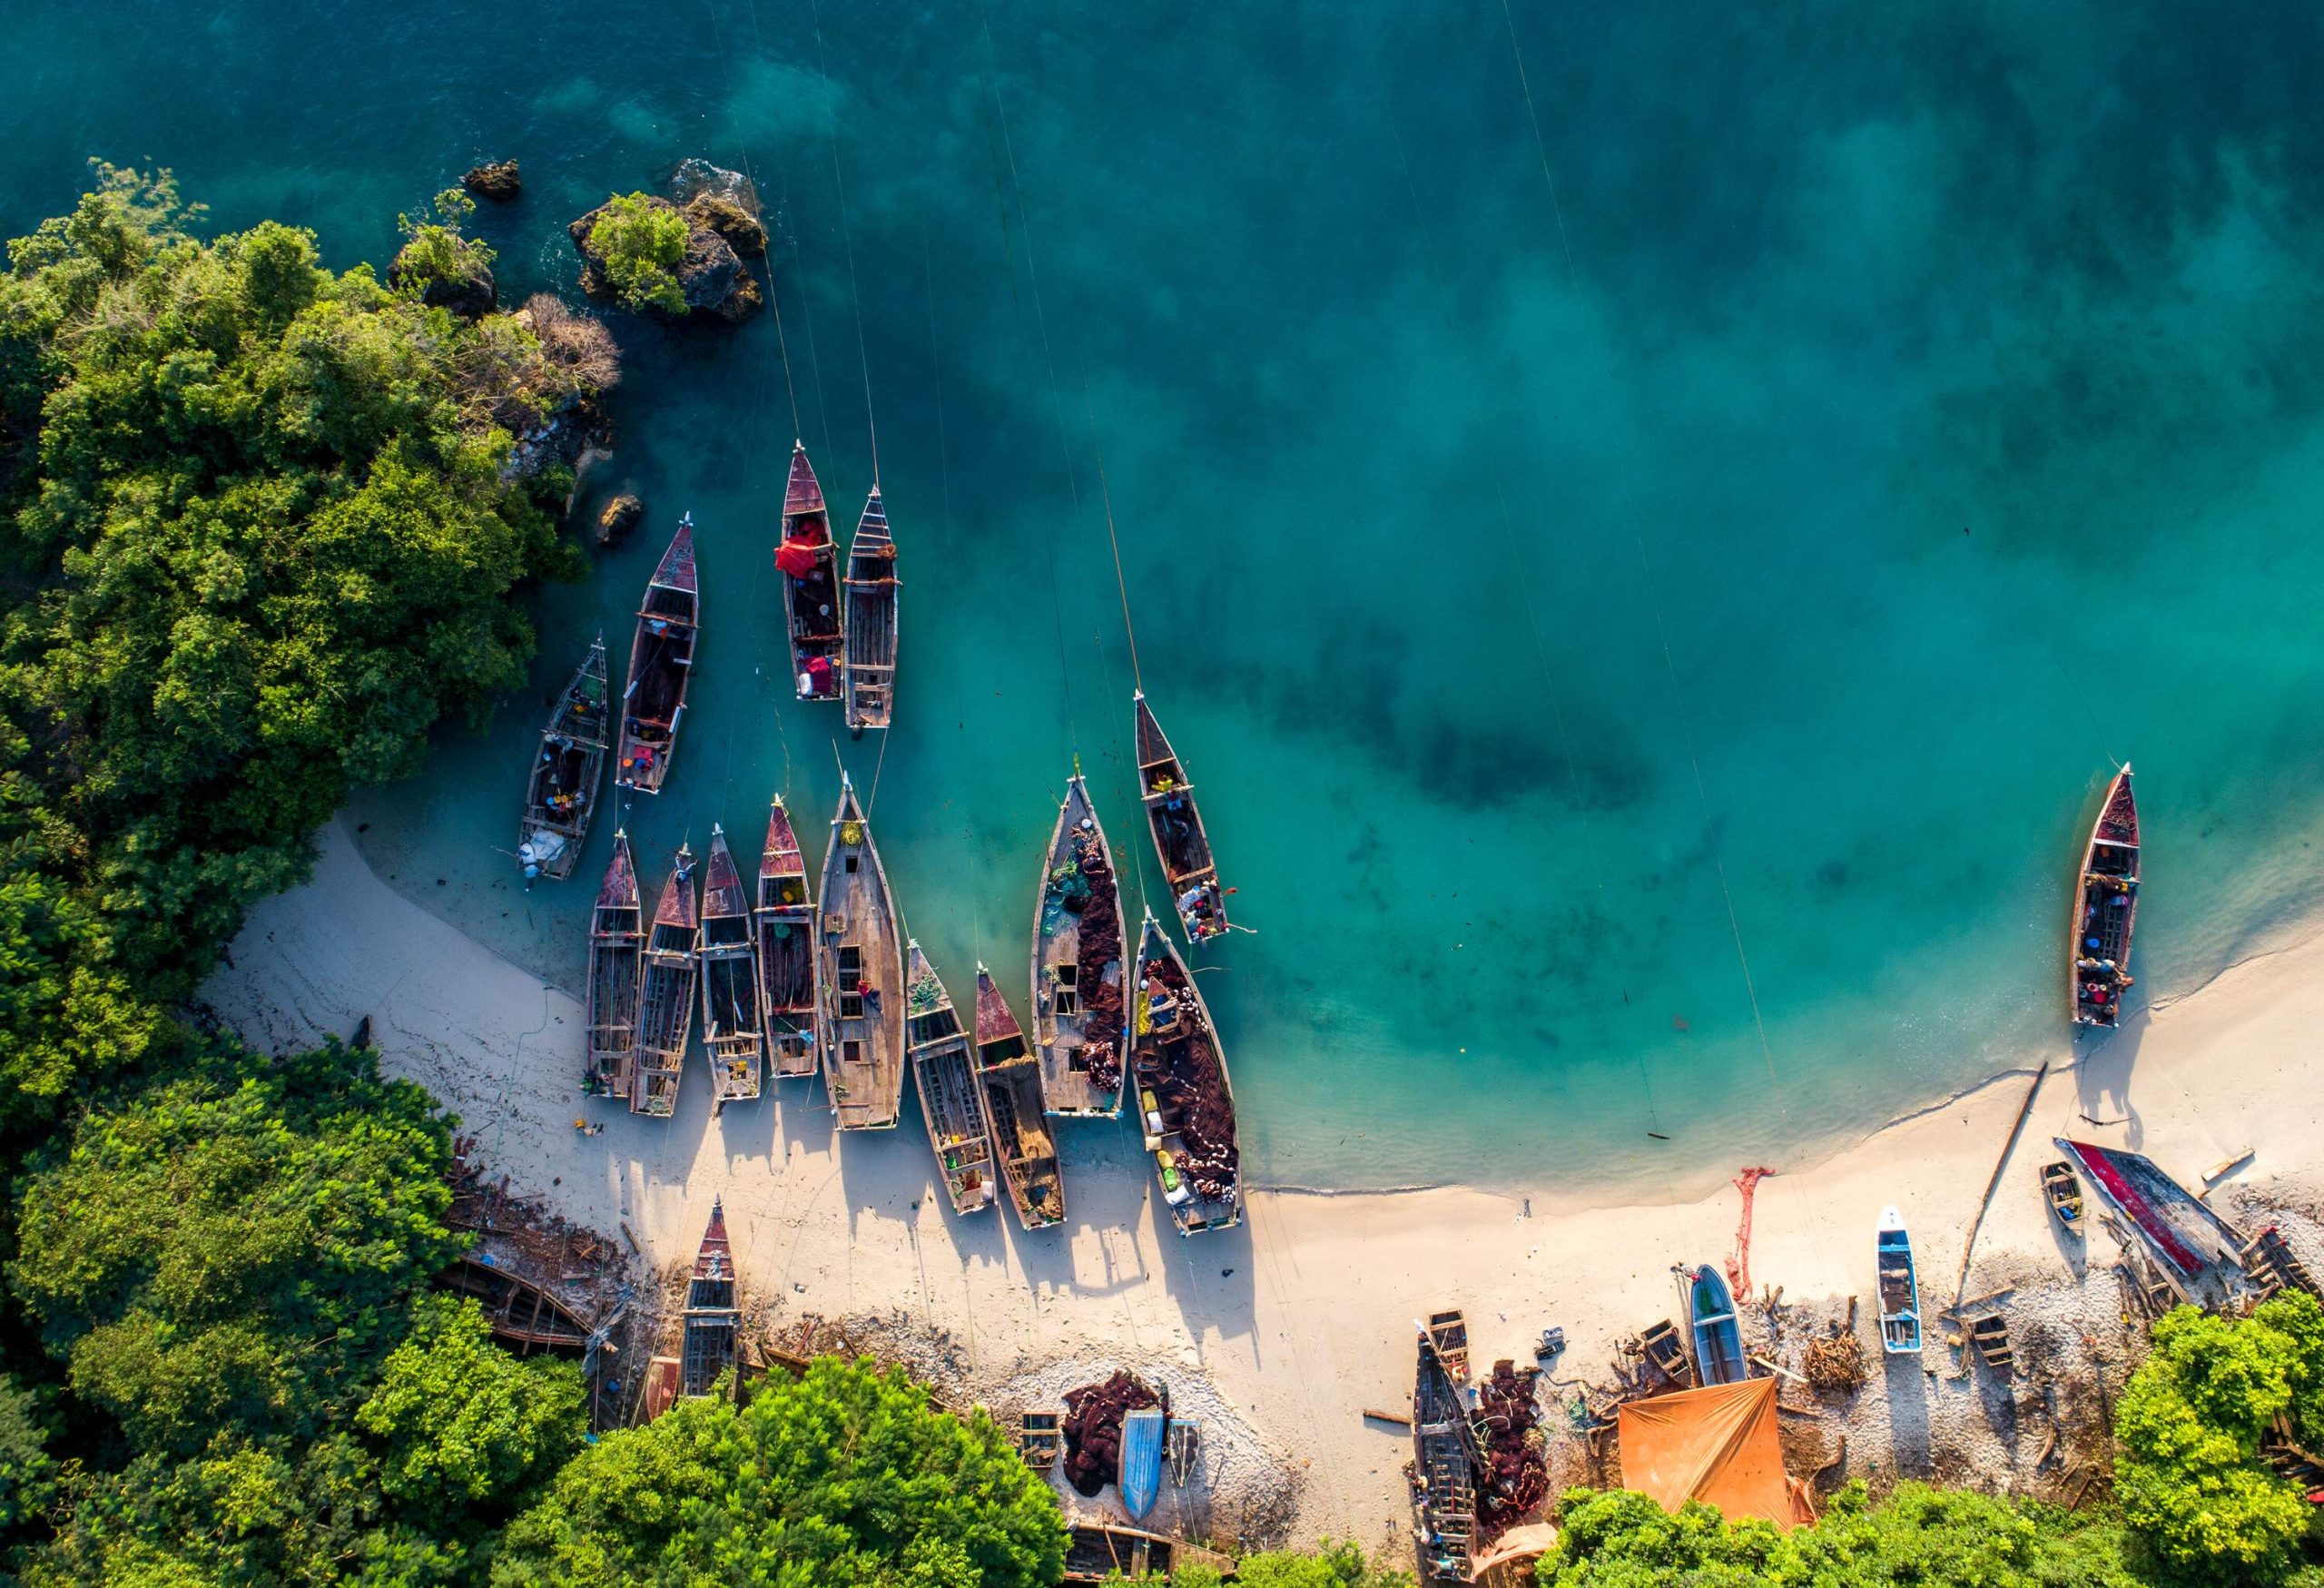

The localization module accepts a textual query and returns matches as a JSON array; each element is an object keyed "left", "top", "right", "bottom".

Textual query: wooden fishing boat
[
  {"left": 697, "top": 825, "right": 764, "bottom": 1108},
  {"left": 630, "top": 845, "right": 696, "bottom": 1118},
  {"left": 1128, "top": 910, "right": 1241, "bottom": 1234},
  {"left": 1410, "top": 1325, "right": 1481, "bottom": 1583},
  {"left": 1133, "top": 692, "right": 1229, "bottom": 943},
  {"left": 973, "top": 966, "right": 1066, "bottom": 1229},
  {"left": 1685, "top": 1264, "right": 1748, "bottom": 1385},
  {"left": 2056, "top": 1137, "right": 2245, "bottom": 1282},
  {"left": 755, "top": 796, "right": 822, "bottom": 1080},
  {"left": 677, "top": 1198, "right": 740, "bottom": 1396},
  {"left": 2069, "top": 764, "right": 2140, "bottom": 1027},
  {"left": 1062, "top": 1525, "right": 1232, "bottom": 1585},
  {"left": 1876, "top": 1207, "right": 1922, "bottom": 1354},
  {"left": 517, "top": 634, "right": 609, "bottom": 880},
  {"left": 905, "top": 944, "right": 998, "bottom": 1216},
  {"left": 1425, "top": 1309, "right": 1472, "bottom": 1383},
  {"left": 585, "top": 830, "right": 644, "bottom": 1099},
  {"left": 818, "top": 774, "right": 904, "bottom": 1129},
  {"left": 615, "top": 518, "right": 699, "bottom": 794},
  {"left": 842, "top": 487, "right": 899, "bottom": 734},
  {"left": 1031, "top": 774, "right": 1128, "bottom": 1117},
  {"left": 1119, "top": 1404, "right": 1166, "bottom": 1520},
  {"left": 776, "top": 442, "right": 843, "bottom": 702},
  {"left": 2042, "top": 1160, "right": 2084, "bottom": 1233}
]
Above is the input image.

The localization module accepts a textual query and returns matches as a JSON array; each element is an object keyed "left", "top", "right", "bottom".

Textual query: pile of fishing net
[
  {"left": 1474, "top": 1360, "right": 1550, "bottom": 1538},
  {"left": 1142, "top": 960, "right": 1237, "bottom": 1198},
  {"left": 1072, "top": 838, "right": 1126, "bottom": 1094},
  {"left": 1060, "top": 1371, "right": 1163, "bottom": 1497}
]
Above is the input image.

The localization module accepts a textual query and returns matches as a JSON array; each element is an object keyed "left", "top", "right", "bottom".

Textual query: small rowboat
[
  {"left": 517, "top": 635, "right": 609, "bottom": 880},
  {"left": 583, "top": 830, "right": 643, "bottom": 1098},
  {"left": 1133, "top": 692, "right": 1229, "bottom": 943},
  {"left": 1119, "top": 1404, "right": 1166, "bottom": 1520},
  {"left": 973, "top": 966, "right": 1066, "bottom": 1229},
  {"left": 1032, "top": 774, "right": 1128, "bottom": 1117},
  {"left": 842, "top": 488, "right": 899, "bottom": 734},
  {"left": 615, "top": 518, "right": 699, "bottom": 794},
  {"left": 697, "top": 826, "right": 764, "bottom": 1107},
  {"left": 755, "top": 796, "right": 822, "bottom": 1080},
  {"left": 819, "top": 774, "right": 905, "bottom": 1129},
  {"left": 1876, "top": 1207, "right": 1922, "bottom": 1354},
  {"left": 1128, "top": 910, "right": 1241, "bottom": 1234},
  {"left": 905, "top": 944, "right": 998, "bottom": 1216},
  {"left": 776, "top": 443, "right": 842, "bottom": 702},
  {"left": 1685, "top": 1264, "right": 1748, "bottom": 1385},
  {"left": 630, "top": 845, "right": 697, "bottom": 1118},
  {"left": 2069, "top": 765, "right": 2140, "bottom": 1027},
  {"left": 2042, "top": 1160, "right": 2084, "bottom": 1233}
]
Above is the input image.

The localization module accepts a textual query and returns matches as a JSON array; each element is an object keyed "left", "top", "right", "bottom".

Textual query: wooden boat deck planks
[
  {"left": 906, "top": 944, "right": 999, "bottom": 1217},
  {"left": 2069, "top": 765, "right": 2140, "bottom": 1027},
  {"left": 1133, "top": 692, "right": 1229, "bottom": 943},
  {"left": 518, "top": 634, "right": 609, "bottom": 880},
  {"left": 697, "top": 825, "right": 765, "bottom": 1106},
  {"left": 1410, "top": 1327, "right": 1481, "bottom": 1583},
  {"left": 1062, "top": 1525, "right": 1232, "bottom": 1585},
  {"left": 630, "top": 845, "right": 697, "bottom": 1118},
  {"left": 818, "top": 774, "right": 905, "bottom": 1129},
  {"left": 1031, "top": 774, "right": 1128, "bottom": 1117},
  {"left": 777, "top": 443, "right": 843, "bottom": 702},
  {"left": 1876, "top": 1207, "right": 1923, "bottom": 1354},
  {"left": 754, "top": 796, "right": 822, "bottom": 1080},
  {"left": 842, "top": 487, "right": 899, "bottom": 733},
  {"left": 585, "top": 830, "right": 644, "bottom": 1099},
  {"left": 677, "top": 1199, "right": 740, "bottom": 1396},
  {"left": 615, "top": 519, "right": 700, "bottom": 794},
  {"left": 1128, "top": 910, "right": 1242, "bottom": 1234},
  {"left": 974, "top": 965, "right": 1066, "bottom": 1229}
]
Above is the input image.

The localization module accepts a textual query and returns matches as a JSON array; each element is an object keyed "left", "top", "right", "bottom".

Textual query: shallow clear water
[{"left": 15, "top": 1, "right": 2324, "bottom": 1198}]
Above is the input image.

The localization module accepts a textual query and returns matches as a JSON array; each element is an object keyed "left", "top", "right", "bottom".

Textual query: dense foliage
[
  {"left": 2115, "top": 1297, "right": 2324, "bottom": 1585},
  {"left": 495, "top": 1357, "right": 1068, "bottom": 1586},
  {"left": 585, "top": 192, "right": 690, "bottom": 315},
  {"left": 1165, "top": 1540, "right": 1413, "bottom": 1586}
]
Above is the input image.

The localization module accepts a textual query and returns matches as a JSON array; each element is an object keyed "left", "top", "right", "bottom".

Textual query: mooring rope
[{"left": 809, "top": 0, "right": 882, "bottom": 486}]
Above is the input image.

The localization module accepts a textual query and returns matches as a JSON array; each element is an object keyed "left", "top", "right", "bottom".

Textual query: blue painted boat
[
  {"left": 1687, "top": 1265, "right": 1748, "bottom": 1385},
  {"left": 1119, "top": 1406, "right": 1165, "bottom": 1519},
  {"left": 1876, "top": 1207, "right": 1922, "bottom": 1355}
]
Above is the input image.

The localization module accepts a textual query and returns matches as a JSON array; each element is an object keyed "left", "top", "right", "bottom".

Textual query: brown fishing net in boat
[
  {"left": 1140, "top": 959, "right": 1239, "bottom": 1200},
  {"left": 1473, "top": 1359, "right": 1549, "bottom": 1539},
  {"left": 1073, "top": 833, "right": 1127, "bottom": 1096},
  {"left": 1060, "top": 1370, "right": 1163, "bottom": 1497}
]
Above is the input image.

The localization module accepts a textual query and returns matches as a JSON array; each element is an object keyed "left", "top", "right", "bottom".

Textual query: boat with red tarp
[{"left": 775, "top": 443, "right": 842, "bottom": 702}]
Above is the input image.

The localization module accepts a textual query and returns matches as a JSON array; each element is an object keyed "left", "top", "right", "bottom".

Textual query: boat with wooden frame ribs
[
  {"left": 2070, "top": 764, "right": 2140, "bottom": 1027},
  {"left": 754, "top": 796, "right": 822, "bottom": 1080},
  {"left": 1128, "top": 909, "right": 1241, "bottom": 1234},
  {"left": 1410, "top": 1324, "right": 1481, "bottom": 1583},
  {"left": 697, "top": 825, "right": 764, "bottom": 1108},
  {"left": 1876, "top": 1207, "right": 1922, "bottom": 1354},
  {"left": 905, "top": 944, "right": 998, "bottom": 1216},
  {"left": 679, "top": 1199, "right": 740, "bottom": 1396},
  {"left": 776, "top": 442, "right": 843, "bottom": 702},
  {"left": 2042, "top": 1160, "right": 2085, "bottom": 1234},
  {"left": 517, "top": 634, "right": 609, "bottom": 880},
  {"left": 973, "top": 966, "right": 1065, "bottom": 1229},
  {"left": 1133, "top": 692, "right": 1228, "bottom": 944},
  {"left": 818, "top": 774, "right": 904, "bottom": 1129},
  {"left": 842, "top": 487, "right": 899, "bottom": 734},
  {"left": 615, "top": 518, "right": 699, "bottom": 794},
  {"left": 584, "top": 830, "right": 643, "bottom": 1099},
  {"left": 630, "top": 845, "right": 697, "bottom": 1118},
  {"left": 1032, "top": 774, "right": 1128, "bottom": 1117},
  {"left": 1062, "top": 1525, "right": 1232, "bottom": 1586}
]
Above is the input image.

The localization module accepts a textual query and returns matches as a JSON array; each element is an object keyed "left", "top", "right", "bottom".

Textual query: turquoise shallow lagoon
[{"left": 13, "top": 2, "right": 2324, "bottom": 1197}]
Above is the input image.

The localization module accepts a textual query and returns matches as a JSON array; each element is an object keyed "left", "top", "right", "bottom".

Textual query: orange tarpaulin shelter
[{"left": 1615, "top": 1377, "right": 1814, "bottom": 1528}]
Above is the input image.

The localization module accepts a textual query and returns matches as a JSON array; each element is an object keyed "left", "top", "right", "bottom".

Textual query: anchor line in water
[
  {"left": 708, "top": 0, "right": 802, "bottom": 440},
  {"left": 809, "top": 0, "right": 881, "bottom": 486}
]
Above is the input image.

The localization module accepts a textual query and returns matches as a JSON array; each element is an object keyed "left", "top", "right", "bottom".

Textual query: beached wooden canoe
[
  {"left": 615, "top": 518, "right": 699, "bottom": 794},
  {"left": 1133, "top": 692, "right": 1229, "bottom": 944},
  {"left": 698, "top": 825, "right": 764, "bottom": 1107},
  {"left": 777, "top": 443, "right": 843, "bottom": 703},
  {"left": 1062, "top": 1525, "right": 1232, "bottom": 1585},
  {"left": 2041, "top": 1160, "right": 2084, "bottom": 1233},
  {"left": 1128, "top": 910, "right": 1241, "bottom": 1234},
  {"left": 1031, "top": 774, "right": 1128, "bottom": 1118},
  {"left": 973, "top": 966, "right": 1066, "bottom": 1229},
  {"left": 631, "top": 845, "right": 697, "bottom": 1118},
  {"left": 678, "top": 1199, "right": 740, "bottom": 1396},
  {"left": 818, "top": 774, "right": 904, "bottom": 1129},
  {"left": 905, "top": 944, "right": 998, "bottom": 1217},
  {"left": 1685, "top": 1265, "right": 1748, "bottom": 1385},
  {"left": 755, "top": 796, "right": 822, "bottom": 1080},
  {"left": 2069, "top": 764, "right": 2140, "bottom": 1027},
  {"left": 517, "top": 634, "right": 609, "bottom": 881},
  {"left": 584, "top": 829, "right": 644, "bottom": 1099},
  {"left": 1876, "top": 1207, "right": 1922, "bottom": 1354},
  {"left": 1409, "top": 1326, "right": 1481, "bottom": 1583},
  {"left": 842, "top": 488, "right": 899, "bottom": 734}
]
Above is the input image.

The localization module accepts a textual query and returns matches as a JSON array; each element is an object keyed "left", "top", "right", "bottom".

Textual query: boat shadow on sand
[{"left": 2070, "top": 1007, "right": 2150, "bottom": 1149}]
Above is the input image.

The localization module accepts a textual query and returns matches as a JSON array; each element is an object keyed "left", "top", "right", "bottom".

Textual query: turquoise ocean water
[{"left": 12, "top": 1, "right": 2324, "bottom": 1199}]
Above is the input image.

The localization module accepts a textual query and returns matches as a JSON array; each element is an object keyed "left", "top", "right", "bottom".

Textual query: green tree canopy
[
  {"left": 355, "top": 1295, "right": 585, "bottom": 1510},
  {"left": 585, "top": 193, "right": 689, "bottom": 316},
  {"left": 495, "top": 1357, "right": 1067, "bottom": 1587}
]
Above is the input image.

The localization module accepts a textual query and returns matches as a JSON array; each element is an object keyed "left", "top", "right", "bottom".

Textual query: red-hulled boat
[
  {"left": 776, "top": 443, "right": 842, "bottom": 702},
  {"left": 698, "top": 825, "right": 764, "bottom": 1107},
  {"left": 755, "top": 796, "right": 822, "bottom": 1080},
  {"left": 584, "top": 829, "right": 643, "bottom": 1098},
  {"left": 615, "top": 518, "right": 699, "bottom": 794},
  {"left": 630, "top": 845, "right": 696, "bottom": 1119}
]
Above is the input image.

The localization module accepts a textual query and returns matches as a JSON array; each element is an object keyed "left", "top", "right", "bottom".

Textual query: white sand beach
[{"left": 202, "top": 818, "right": 2324, "bottom": 1551}]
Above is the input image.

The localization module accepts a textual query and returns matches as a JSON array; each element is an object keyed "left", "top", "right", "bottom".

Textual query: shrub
[{"left": 586, "top": 192, "right": 689, "bottom": 315}]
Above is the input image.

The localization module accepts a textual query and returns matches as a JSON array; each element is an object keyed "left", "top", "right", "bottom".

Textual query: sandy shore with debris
[{"left": 202, "top": 818, "right": 2324, "bottom": 1551}]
